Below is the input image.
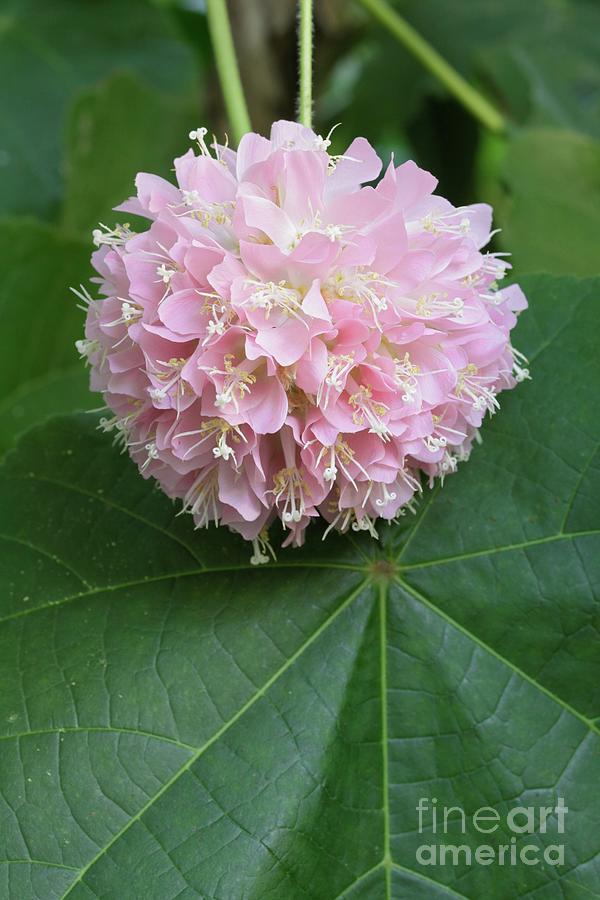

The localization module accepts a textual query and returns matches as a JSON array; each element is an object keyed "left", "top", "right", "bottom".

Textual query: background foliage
[{"left": 0, "top": 0, "right": 599, "bottom": 897}]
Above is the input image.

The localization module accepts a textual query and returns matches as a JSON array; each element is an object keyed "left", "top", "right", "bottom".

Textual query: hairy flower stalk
[{"left": 79, "top": 120, "right": 528, "bottom": 561}]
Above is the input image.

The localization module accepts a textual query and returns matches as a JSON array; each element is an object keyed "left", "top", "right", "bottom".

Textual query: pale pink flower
[{"left": 77, "top": 122, "right": 528, "bottom": 563}]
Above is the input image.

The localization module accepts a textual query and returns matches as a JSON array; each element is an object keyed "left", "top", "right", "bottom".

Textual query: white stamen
[
  {"left": 351, "top": 515, "right": 379, "bottom": 538},
  {"left": 104, "top": 299, "right": 143, "bottom": 328},
  {"left": 375, "top": 484, "right": 398, "bottom": 508},
  {"left": 394, "top": 352, "right": 420, "bottom": 402},
  {"left": 70, "top": 284, "right": 95, "bottom": 312},
  {"left": 455, "top": 364, "right": 500, "bottom": 414},
  {"left": 180, "top": 468, "right": 220, "bottom": 527},
  {"left": 511, "top": 347, "right": 531, "bottom": 383},
  {"left": 202, "top": 354, "right": 256, "bottom": 413},
  {"left": 349, "top": 384, "right": 391, "bottom": 442},
  {"left": 326, "top": 270, "right": 392, "bottom": 329},
  {"left": 250, "top": 530, "right": 276, "bottom": 566},
  {"left": 75, "top": 338, "right": 99, "bottom": 361},
  {"left": 315, "top": 438, "right": 370, "bottom": 490},
  {"left": 415, "top": 292, "right": 464, "bottom": 319},
  {"left": 182, "top": 189, "right": 202, "bottom": 207},
  {"left": 92, "top": 222, "right": 134, "bottom": 247},
  {"left": 317, "top": 353, "right": 355, "bottom": 408},
  {"left": 270, "top": 467, "right": 308, "bottom": 526},
  {"left": 140, "top": 441, "right": 159, "bottom": 471},
  {"left": 156, "top": 263, "right": 176, "bottom": 284},
  {"left": 421, "top": 207, "right": 471, "bottom": 236},
  {"left": 244, "top": 279, "right": 305, "bottom": 322}
]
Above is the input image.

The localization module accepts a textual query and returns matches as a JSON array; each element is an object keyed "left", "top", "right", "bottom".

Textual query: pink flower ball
[{"left": 77, "top": 120, "right": 528, "bottom": 563}]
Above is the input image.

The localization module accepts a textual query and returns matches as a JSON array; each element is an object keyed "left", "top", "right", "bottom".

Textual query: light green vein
[
  {"left": 0, "top": 532, "right": 90, "bottom": 589},
  {"left": 560, "top": 440, "right": 599, "bottom": 533},
  {"left": 396, "top": 576, "right": 600, "bottom": 738},
  {"left": 0, "top": 569, "right": 203, "bottom": 626},
  {"left": 400, "top": 528, "right": 599, "bottom": 571},
  {"left": 0, "top": 560, "right": 365, "bottom": 626},
  {"left": 395, "top": 482, "right": 441, "bottom": 564},
  {"left": 331, "top": 858, "right": 470, "bottom": 899},
  {"left": 331, "top": 862, "right": 383, "bottom": 899},
  {"left": 391, "top": 860, "right": 469, "bottom": 899},
  {"left": 0, "top": 859, "right": 79, "bottom": 872},
  {"left": 10, "top": 472, "right": 205, "bottom": 566},
  {"left": 560, "top": 877, "right": 600, "bottom": 898},
  {"left": 379, "top": 581, "right": 392, "bottom": 900},
  {"left": 0, "top": 726, "right": 196, "bottom": 751}
]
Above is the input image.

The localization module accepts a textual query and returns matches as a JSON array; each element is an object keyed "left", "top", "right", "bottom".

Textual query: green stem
[
  {"left": 356, "top": 0, "right": 506, "bottom": 133},
  {"left": 298, "top": 0, "right": 314, "bottom": 128},
  {"left": 206, "top": 0, "right": 251, "bottom": 144}
]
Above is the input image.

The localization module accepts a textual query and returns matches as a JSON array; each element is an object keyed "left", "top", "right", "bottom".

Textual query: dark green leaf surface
[
  {"left": 0, "top": 274, "right": 599, "bottom": 898},
  {"left": 0, "top": 221, "right": 93, "bottom": 455},
  {"left": 0, "top": 367, "right": 90, "bottom": 459},
  {"left": 0, "top": 0, "right": 196, "bottom": 220}
]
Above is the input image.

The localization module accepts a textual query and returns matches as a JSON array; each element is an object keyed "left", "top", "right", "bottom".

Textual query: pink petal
[{"left": 326, "top": 137, "right": 382, "bottom": 197}]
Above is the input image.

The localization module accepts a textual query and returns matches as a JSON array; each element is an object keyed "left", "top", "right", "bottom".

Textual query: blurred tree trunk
[{"left": 208, "top": 0, "right": 359, "bottom": 136}]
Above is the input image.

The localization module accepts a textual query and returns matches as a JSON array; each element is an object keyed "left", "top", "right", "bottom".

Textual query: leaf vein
[
  {"left": 9, "top": 472, "right": 204, "bottom": 566},
  {"left": 400, "top": 529, "right": 599, "bottom": 571},
  {"left": 395, "top": 577, "right": 600, "bottom": 737},
  {"left": 58, "top": 577, "right": 371, "bottom": 897},
  {"left": 0, "top": 561, "right": 365, "bottom": 626},
  {"left": 390, "top": 860, "right": 469, "bottom": 898},
  {"left": 0, "top": 532, "right": 91, "bottom": 589},
  {"left": 0, "top": 726, "right": 196, "bottom": 751}
]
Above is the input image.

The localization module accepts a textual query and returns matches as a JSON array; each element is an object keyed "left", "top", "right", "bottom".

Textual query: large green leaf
[
  {"left": 0, "top": 0, "right": 196, "bottom": 220},
  {"left": 0, "top": 221, "right": 93, "bottom": 454},
  {"left": 498, "top": 128, "right": 600, "bottom": 277},
  {"left": 0, "top": 274, "right": 599, "bottom": 898}
]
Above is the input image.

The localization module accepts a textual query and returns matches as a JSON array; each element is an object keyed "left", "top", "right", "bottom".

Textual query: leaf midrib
[
  {"left": 4, "top": 523, "right": 598, "bottom": 628},
  {"left": 331, "top": 859, "right": 469, "bottom": 900},
  {"left": 20, "top": 572, "right": 474, "bottom": 900},
  {"left": 11, "top": 562, "right": 594, "bottom": 898},
  {"left": 4, "top": 369, "right": 598, "bottom": 895},
  {"left": 379, "top": 580, "right": 391, "bottom": 900}
]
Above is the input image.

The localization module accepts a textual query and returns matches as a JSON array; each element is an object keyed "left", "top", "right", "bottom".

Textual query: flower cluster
[{"left": 78, "top": 120, "right": 528, "bottom": 563}]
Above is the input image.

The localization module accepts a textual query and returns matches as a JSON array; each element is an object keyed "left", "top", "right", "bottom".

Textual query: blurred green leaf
[
  {"left": 0, "top": 220, "right": 92, "bottom": 453},
  {"left": 327, "top": 0, "right": 600, "bottom": 157},
  {"left": 397, "top": 0, "right": 600, "bottom": 136},
  {"left": 0, "top": 275, "right": 599, "bottom": 897},
  {"left": 62, "top": 73, "right": 198, "bottom": 235},
  {"left": 481, "top": 16, "right": 600, "bottom": 138},
  {"left": 0, "top": 0, "right": 197, "bottom": 220},
  {"left": 498, "top": 128, "right": 600, "bottom": 277},
  {"left": 319, "top": 35, "right": 429, "bottom": 149}
]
